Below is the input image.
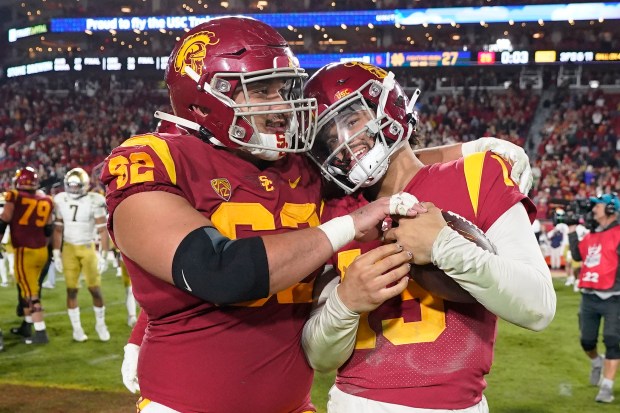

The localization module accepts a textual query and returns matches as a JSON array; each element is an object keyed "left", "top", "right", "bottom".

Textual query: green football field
[{"left": 0, "top": 267, "right": 617, "bottom": 412}]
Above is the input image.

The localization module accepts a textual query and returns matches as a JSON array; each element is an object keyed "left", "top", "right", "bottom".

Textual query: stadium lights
[{"left": 589, "top": 80, "right": 600, "bottom": 88}]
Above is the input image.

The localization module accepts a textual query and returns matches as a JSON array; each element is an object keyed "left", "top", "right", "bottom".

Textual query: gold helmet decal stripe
[{"left": 344, "top": 62, "right": 388, "bottom": 79}]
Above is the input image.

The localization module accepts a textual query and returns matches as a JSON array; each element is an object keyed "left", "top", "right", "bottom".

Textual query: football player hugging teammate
[
  {"left": 103, "top": 16, "right": 419, "bottom": 413},
  {"left": 52, "top": 167, "right": 114, "bottom": 342},
  {"left": 301, "top": 62, "right": 556, "bottom": 413}
]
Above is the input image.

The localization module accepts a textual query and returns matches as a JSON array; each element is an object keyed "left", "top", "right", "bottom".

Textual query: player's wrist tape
[
  {"left": 52, "top": 249, "right": 61, "bottom": 261},
  {"left": 172, "top": 226, "right": 270, "bottom": 305},
  {"left": 317, "top": 215, "right": 356, "bottom": 252}
]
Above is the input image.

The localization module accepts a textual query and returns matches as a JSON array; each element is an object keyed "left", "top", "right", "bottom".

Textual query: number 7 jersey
[
  {"left": 53, "top": 192, "right": 107, "bottom": 245},
  {"left": 101, "top": 132, "right": 323, "bottom": 413}
]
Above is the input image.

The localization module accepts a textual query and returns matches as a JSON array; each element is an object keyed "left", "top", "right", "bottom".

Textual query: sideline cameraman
[{"left": 568, "top": 193, "right": 620, "bottom": 403}]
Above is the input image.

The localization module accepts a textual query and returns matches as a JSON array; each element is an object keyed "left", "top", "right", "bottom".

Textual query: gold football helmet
[{"left": 64, "top": 167, "right": 90, "bottom": 198}]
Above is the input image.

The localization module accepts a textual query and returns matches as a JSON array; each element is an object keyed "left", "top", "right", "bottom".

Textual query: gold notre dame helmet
[{"left": 64, "top": 167, "right": 90, "bottom": 198}]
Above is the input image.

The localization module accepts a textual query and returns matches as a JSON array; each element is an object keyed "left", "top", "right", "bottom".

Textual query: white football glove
[
  {"left": 97, "top": 253, "right": 108, "bottom": 274},
  {"left": 52, "top": 249, "right": 63, "bottom": 273},
  {"left": 461, "top": 137, "right": 533, "bottom": 195},
  {"left": 121, "top": 343, "right": 140, "bottom": 393}
]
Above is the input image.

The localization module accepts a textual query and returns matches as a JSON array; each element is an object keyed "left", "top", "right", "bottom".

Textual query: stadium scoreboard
[{"left": 6, "top": 48, "right": 620, "bottom": 78}]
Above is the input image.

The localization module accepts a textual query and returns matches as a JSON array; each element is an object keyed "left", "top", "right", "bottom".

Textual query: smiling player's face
[
  {"left": 233, "top": 79, "right": 292, "bottom": 135},
  {"left": 324, "top": 106, "right": 375, "bottom": 170}
]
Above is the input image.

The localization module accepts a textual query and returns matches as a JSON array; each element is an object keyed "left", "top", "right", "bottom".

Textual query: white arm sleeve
[
  {"left": 302, "top": 278, "right": 360, "bottom": 373},
  {"left": 432, "top": 202, "right": 556, "bottom": 331}
]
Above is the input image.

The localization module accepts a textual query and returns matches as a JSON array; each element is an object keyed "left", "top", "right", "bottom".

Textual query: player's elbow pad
[
  {"left": 171, "top": 227, "right": 270, "bottom": 305},
  {"left": 44, "top": 224, "right": 53, "bottom": 237}
]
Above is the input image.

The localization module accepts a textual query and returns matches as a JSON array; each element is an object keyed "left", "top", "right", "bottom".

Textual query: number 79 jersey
[
  {"left": 3, "top": 189, "right": 53, "bottom": 249},
  {"left": 101, "top": 132, "right": 323, "bottom": 413},
  {"left": 53, "top": 192, "right": 107, "bottom": 245}
]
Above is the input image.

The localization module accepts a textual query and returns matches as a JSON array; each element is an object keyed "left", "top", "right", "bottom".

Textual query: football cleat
[
  {"left": 72, "top": 328, "right": 88, "bottom": 342},
  {"left": 11, "top": 321, "right": 32, "bottom": 338},
  {"left": 24, "top": 330, "right": 49, "bottom": 345},
  {"left": 96, "top": 324, "right": 111, "bottom": 342}
]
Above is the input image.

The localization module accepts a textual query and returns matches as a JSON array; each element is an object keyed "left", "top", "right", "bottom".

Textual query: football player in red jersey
[
  {"left": 102, "top": 17, "right": 423, "bottom": 413},
  {"left": 301, "top": 62, "right": 556, "bottom": 412},
  {"left": 0, "top": 167, "right": 54, "bottom": 345}
]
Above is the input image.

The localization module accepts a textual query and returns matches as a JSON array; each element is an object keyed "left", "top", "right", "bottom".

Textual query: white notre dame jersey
[
  {"left": 0, "top": 205, "right": 8, "bottom": 244},
  {"left": 54, "top": 192, "right": 107, "bottom": 245}
]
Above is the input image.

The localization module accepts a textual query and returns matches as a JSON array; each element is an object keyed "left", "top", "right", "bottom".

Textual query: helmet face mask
[
  {"left": 305, "top": 62, "right": 416, "bottom": 194},
  {"left": 165, "top": 17, "right": 317, "bottom": 161},
  {"left": 64, "top": 168, "right": 90, "bottom": 199},
  {"left": 316, "top": 96, "right": 394, "bottom": 192}
]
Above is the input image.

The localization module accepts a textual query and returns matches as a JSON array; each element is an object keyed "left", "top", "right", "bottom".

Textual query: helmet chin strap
[
  {"left": 154, "top": 111, "right": 225, "bottom": 146},
  {"left": 154, "top": 111, "right": 288, "bottom": 162}
]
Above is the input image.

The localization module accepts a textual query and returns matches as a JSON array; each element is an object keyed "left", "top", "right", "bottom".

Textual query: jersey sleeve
[
  {"left": 52, "top": 193, "right": 64, "bottom": 222},
  {"left": 91, "top": 193, "right": 108, "bottom": 219},
  {"left": 466, "top": 151, "right": 536, "bottom": 231},
  {"left": 3, "top": 190, "right": 18, "bottom": 204},
  {"left": 101, "top": 134, "right": 186, "bottom": 225}
]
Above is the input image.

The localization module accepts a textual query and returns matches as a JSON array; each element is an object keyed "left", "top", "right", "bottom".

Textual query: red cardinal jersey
[
  {"left": 324, "top": 152, "right": 534, "bottom": 409},
  {"left": 102, "top": 132, "right": 323, "bottom": 413},
  {"left": 3, "top": 189, "right": 53, "bottom": 248}
]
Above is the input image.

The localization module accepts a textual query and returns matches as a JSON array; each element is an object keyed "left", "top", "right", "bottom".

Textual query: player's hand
[
  {"left": 461, "top": 137, "right": 533, "bottom": 195},
  {"left": 97, "top": 253, "right": 108, "bottom": 274},
  {"left": 52, "top": 249, "right": 63, "bottom": 273},
  {"left": 383, "top": 202, "right": 447, "bottom": 265},
  {"left": 349, "top": 194, "right": 426, "bottom": 242},
  {"left": 121, "top": 343, "right": 140, "bottom": 393},
  {"left": 337, "top": 243, "right": 411, "bottom": 313}
]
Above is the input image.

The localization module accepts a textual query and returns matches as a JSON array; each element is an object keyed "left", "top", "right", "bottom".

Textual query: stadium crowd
[
  {"left": 4, "top": 0, "right": 616, "bottom": 65},
  {"left": 1, "top": 71, "right": 618, "bottom": 222},
  {"left": 0, "top": 76, "right": 169, "bottom": 192}
]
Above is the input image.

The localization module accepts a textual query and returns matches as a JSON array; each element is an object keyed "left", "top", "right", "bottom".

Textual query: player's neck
[{"left": 376, "top": 145, "right": 423, "bottom": 199}]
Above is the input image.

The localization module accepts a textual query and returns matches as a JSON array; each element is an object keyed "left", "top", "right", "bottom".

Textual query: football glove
[
  {"left": 461, "top": 137, "right": 533, "bottom": 195},
  {"left": 97, "top": 254, "right": 107, "bottom": 274},
  {"left": 52, "top": 249, "right": 63, "bottom": 273},
  {"left": 122, "top": 343, "right": 140, "bottom": 393}
]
